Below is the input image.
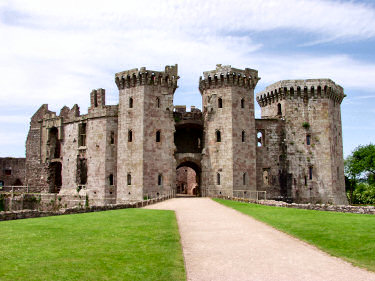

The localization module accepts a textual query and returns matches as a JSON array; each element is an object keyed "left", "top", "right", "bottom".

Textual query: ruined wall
[
  {"left": 200, "top": 65, "right": 259, "bottom": 197},
  {"left": 256, "top": 80, "right": 347, "bottom": 204},
  {"left": 0, "top": 157, "right": 26, "bottom": 189},
  {"left": 116, "top": 66, "right": 178, "bottom": 202},
  {"left": 255, "top": 119, "right": 288, "bottom": 199}
]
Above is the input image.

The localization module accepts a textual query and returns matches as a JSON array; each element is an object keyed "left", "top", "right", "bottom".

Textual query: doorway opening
[{"left": 176, "top": 161, "right": 201, "bottom": 197}]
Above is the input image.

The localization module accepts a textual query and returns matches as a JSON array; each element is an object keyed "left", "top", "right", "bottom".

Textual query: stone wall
[
  {"left": 0, "top": 157, "right": 26, "bottom": 189},
  {"left": 0, "top": 194, "right": 173, "bottom": 221},
  {"left": 217, "top": 196, "right": 375, "bottom": 215}
]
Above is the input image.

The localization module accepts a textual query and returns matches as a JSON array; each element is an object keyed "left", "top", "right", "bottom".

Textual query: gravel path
[{"left": 145, "top": 198, "right": 375, "bottom": 281}]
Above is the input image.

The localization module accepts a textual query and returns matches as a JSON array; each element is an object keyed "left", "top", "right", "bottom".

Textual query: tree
[{"left": 345, "top": 144, "right": 375, "bottom": 204}]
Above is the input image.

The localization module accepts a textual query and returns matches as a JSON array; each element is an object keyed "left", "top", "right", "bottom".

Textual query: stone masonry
[{"left": 17, "top": 64, "right": 348, "bottom": 206}]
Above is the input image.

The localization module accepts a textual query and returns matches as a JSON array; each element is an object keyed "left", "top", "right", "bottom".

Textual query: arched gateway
[{"left": 174, "top": 107, "right": 203, "bottom": 196}]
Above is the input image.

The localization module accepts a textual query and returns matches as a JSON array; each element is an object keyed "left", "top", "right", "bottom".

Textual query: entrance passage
[{"left": 176, "top": 161, "right": 201, "bottom": 197}]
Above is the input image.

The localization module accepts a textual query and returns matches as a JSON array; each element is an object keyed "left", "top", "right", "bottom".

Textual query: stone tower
[
  {"left": 115, "top": 65, "right": 178, "bottom": 202},
  {"left": 256, "top": 79, "right": 348, "bottom": 204},
  {"left": 199, "top": 65, "right": 260, "bottom": 197}
]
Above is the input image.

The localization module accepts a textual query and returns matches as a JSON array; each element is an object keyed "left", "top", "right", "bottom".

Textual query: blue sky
[{"left": 0, "top": 0, "right": 374, "bottom": 157}]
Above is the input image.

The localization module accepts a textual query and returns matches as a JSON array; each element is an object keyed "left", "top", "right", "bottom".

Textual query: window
[
  {"left": 156, "top": 130, "right": 161, "bottom": 142},
  {"left": 304, "top": 176, "right": 307, "bottom": 186},
  {"left": 257, "top": 131, "right": 263, "bottom": 147},
  {"left": 216, "top": 130, "right": 221, "bottom": 142},
  {"left": 158, "top": 174, "right": 163, "bottom": 186},
  {"left": 309, "top": 166, "right": 313, "bottom": 180},
  {"left": 242, "top": 131, "right": 245, "bottom": 142},
  {"left": 129, "top": 97, "right": 133, "bottom": 108},
  {"left": 277, "top": 103, "right": 282, "bottom": 115},
  {"left": 4, "top": 169, "right": 11, "bottom": 176},
  {"left": 241, "top": 98, "right": 244, "bottom": 108},
  {"left": 217, "top": 173, "right": 221, "bottom": 185},
  {"left": 128, "top": 130, "right": 132, "bottom": 142},
  {"left": 0, "top": 180, "right": 4, "bottom": 187},
  {"left": 306, "top": 134, "right": 311, "bottom": 145},
  {"left": 110, "top": 131, "right": 115, "bottom": 144},
  {"left": 94, "top": 92, "right": 98, "bottom": 107},
  {"left": 127, "top": 173, "right": 131, "bottom": 185},
  {"left": 156, "top": 97, "right": 160, "bottom": 108},
  {"left": 79, "top": 123, "right": 87, "bottom": 147},
  {"left": 109, "top": 174, "right": 114, "bottom": 186},
  {"left": 218, "top": 98, "right": 223, "bottom": 108},
  {"left": 243, "top": 172, "right": 246, "bottom": 185}
]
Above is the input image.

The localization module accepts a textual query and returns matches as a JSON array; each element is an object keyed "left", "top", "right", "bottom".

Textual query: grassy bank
[
  {"left": 214, "top": 198, "right": 375, "bottom": 272},
  {"left": 0, "top": 209, "right": 186, "bottom": 281}
]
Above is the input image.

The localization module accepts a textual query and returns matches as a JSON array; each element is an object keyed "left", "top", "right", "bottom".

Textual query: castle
[{"left": 4, "top": 64, "right": 348, "bottom": 206}]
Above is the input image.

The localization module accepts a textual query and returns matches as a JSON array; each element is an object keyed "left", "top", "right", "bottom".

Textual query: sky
[{"left": 0, "top": 0, "right": 374, "bottom": 158}]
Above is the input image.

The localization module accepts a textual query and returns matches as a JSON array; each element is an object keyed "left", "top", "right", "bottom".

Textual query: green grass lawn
[
  {"left": 0, "top": 209, "right": 186, "bottom": 281},
  {"left": 214, "top": 198, "right": 375, "bottom": 272}
]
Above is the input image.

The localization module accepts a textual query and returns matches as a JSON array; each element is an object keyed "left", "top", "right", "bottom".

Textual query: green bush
[{"left": 348, "top": 183, "right": 375, "bottom": 204}]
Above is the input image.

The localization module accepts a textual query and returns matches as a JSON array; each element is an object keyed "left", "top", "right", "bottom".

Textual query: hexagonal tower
[
  {"left": 199, "top": 65, "right": 260, "bottom": 197},
  {"left": 115, "top": 65, "right": 178, "bottom": 202},
  {"left": 256, "top": 79, "right": 348, "bottom": 204}
]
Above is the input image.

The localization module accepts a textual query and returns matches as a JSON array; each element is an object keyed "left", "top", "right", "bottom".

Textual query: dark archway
[{"left": 176, "top": 161, "right": 201, "bottom": 197}]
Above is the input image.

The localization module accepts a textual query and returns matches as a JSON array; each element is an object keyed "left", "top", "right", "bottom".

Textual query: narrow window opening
[
  {"left": 257, "top": 131, "right": 263, "bottom": 147},
  {"left": 109, "top": 174, "right": 114, "bottom": 186},
  {"left": 129, "top": 97, "right": 133, "bottom": 108},
  {"left": 156, "top": 97, "right": 160, "bottom": 108},
  {"left": 304, "top": 176, "right": 307, "bottom": 186},
  {"left": 128, "top": 130, "right": 132, "bottom": 142},
  {"left": 216, "top": 130, "right": 221, "bottom": 142},
  {"left": 156, "top": 130, "right": 161, "bottom": 142},
  {"left": 309, "top": 166, "right": 313, "bottom": 180},
  {"left": 218, "top": 98, "right": 223, "bottom": 108},
  {"left": 110, "top": 131, "right": 115, "bottom": 144},
  {"left": 127, "top": 173, "right": 131, "bottom": 185},
  {"left": 243, "top": 172, "right": 246, "bottom": 185},
  {"left": 77, "top": 158, "right": 87, "bottom": 185},
  {"left": 217, "top": 173, "right": 221, "bottom": 185},
  {"left": 337, "top": 166, "right": 340, "bottom": 181},
  {"left": 158, "top": 174, "right": 163, "bottom": 186},
  {"left": 242, "top": 130, "right": 245, "bottom": 142},
  {"left": 306, "top": 134, "right": 311, "bottom": 145},
  {"left": 277, "top": 103, "right": 282, "bottom": 115},
  {"left": 79, "top": 123, "right": 87, "bottom": 147},
  {"left": 241, "top": 98, "right": 244, "bottom": 108},
  {"left": 94, "top": 93, "right": 98, "bottom": 107}
]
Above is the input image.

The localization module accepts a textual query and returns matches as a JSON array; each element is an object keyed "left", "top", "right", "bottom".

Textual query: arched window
[
  {"left": 156, "top": 130, "right": 161, "bottom": 142},
  {"left": 242, "top": 131, "right": 245, "bottom": 142},
  {"left": 216, "top": 130, "right": 221, "bottom": 142},
  {"left": 217, "top": 173, "right": 221, "bottom": 185},
  {"left": 127, "top": 173, "right": 131, "bottom": 185},
  {"left": 128, "top": 130, "right": 133, "bottom": 142},
  {"left": 109, "top": 174, "right": 114, "bottom": 186},
  {"left": 156, "top": 97, "right": 160, "bottom": 108},
  {"left": 306, "top": 134, "right": 311, "bottom": 145},
  {"left": 158, "top": 174, "right": 163, "bottom": 186},
  {"left": 129, "top": 97, "right": 133, "bottom": 108},
  {"left": 241, "top": 98, "right": 244, "bottom": 108},
  {"left": 243, "top": 172, "right": 246, "bottom": 185},
  {"left": 218, "top": 97, "right": 223, "bottom": 108},
  {"left": 277, "top": 103, "right": 282, "bottom": 115}
]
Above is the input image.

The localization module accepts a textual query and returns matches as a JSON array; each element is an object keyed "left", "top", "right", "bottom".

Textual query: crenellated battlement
[
  {"left": 256, "top": 79, "right": 345, "bottom": 107},
  {"left": 115, "top": 64, "right": 179, "bottom": 91},
  {"left": 199, "top": 64, "right": 260, "bottom": 94}
]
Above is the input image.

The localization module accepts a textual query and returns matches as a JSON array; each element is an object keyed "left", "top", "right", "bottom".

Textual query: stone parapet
[
  {"left": 199, "top": 64, "right": 260, "bottom": 94},
  {"left": 256, "top": 79, "right": 345, "bottom": 107},
  {"left": 115, "top": 65, "right": 179, "bottom": 91}
]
